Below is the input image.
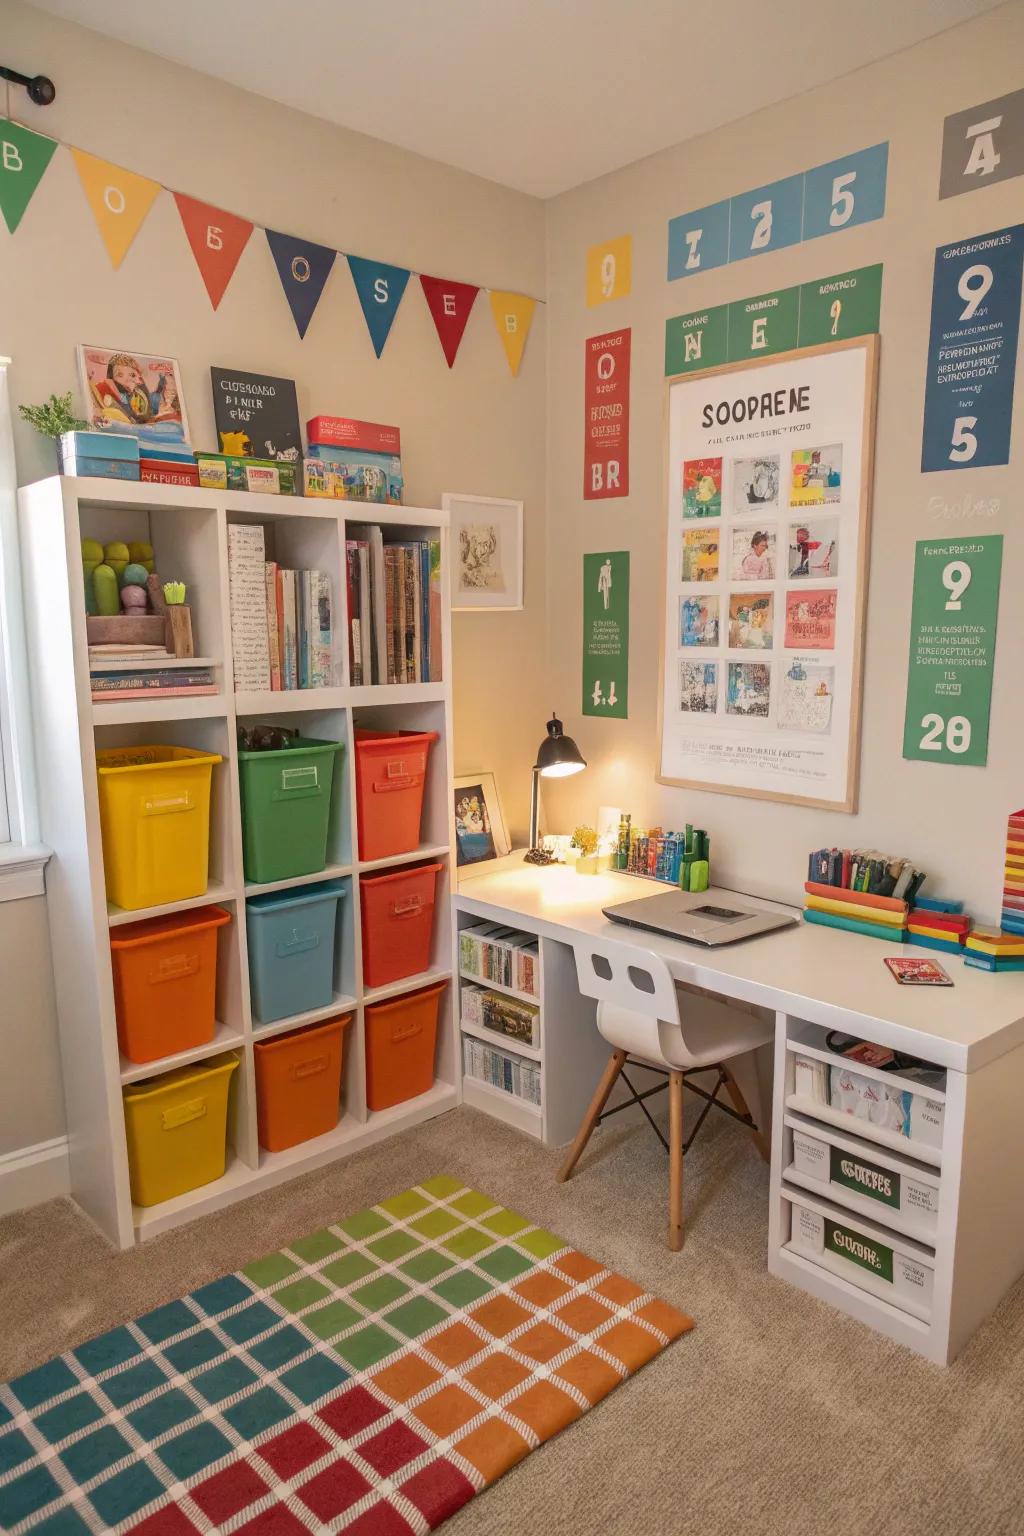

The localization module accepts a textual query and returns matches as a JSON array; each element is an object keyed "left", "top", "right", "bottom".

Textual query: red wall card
[{"left": 584, "top": 328, "right": 631, "bottom": 499}]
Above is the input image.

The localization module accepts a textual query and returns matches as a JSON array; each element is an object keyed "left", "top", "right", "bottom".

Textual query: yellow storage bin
[
  {"left": 96, "top": 746, "right": 222, "bottom": 911},
  {"left": 123, "top": 1054, "right": 238, "bottom": 1207}
]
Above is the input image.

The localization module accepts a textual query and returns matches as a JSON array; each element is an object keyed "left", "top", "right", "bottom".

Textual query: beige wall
[
  {"left": 0, "top": 0, "right": 547, "bottom": 1160},
  {"left": 543, "top": 1, "right": 1024, "bottom": 920},
  {"left": 0, "top": 893, "right": 63, "bottom": 1154}
]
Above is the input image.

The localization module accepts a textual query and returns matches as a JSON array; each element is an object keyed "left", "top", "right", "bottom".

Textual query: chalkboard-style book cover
[{"left": 210, "top": 368, "right": 301, "bottom": 462}]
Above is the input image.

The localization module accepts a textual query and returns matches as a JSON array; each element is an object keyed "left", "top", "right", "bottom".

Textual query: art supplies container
[
  {"left": 245, "top": 881, "right": 345, "bottom": 1024},
  {"left": 123, "top": 1054, "right": 238, "bottom": 1207},
  {"left": 110, "top": 904, "right": 230, "bottom": 1064},
  {"left": 253, "top": 1013, "right": 352, "bottom": 1151},
  {"left": 354, "top": 729, "right": 438, "bottom": 861},
  {"left": 359, "top": 862, "right": 443, "bottom": 987},
  {"left": 364, "top": 980, "right": 447, "bottom": 1111},
  {"left": 96, "top": 745, "right": 222, "bottom": 911},
  {"left": 237, "top": 736, "right": 343, "bottom": 883}
]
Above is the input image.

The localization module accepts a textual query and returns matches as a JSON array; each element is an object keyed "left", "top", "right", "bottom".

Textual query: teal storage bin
[{"left": 246, "top": 881, "right": 345, "bottom": 1025}]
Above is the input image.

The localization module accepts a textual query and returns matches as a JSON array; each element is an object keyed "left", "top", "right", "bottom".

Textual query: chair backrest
[{"left": 571, "top": 932, "right": 681, "bottom": 1026}]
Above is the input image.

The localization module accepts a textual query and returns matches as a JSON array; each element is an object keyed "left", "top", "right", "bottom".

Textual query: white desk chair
[{"left": 558, "top": 933, "right": 773, "bottom": 1250}]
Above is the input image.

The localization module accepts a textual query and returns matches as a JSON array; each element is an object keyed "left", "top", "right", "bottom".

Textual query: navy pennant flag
[
  {"left": 266, "top": 229, "right": 337, "bottom": 339},
  {"left": 347, "top": 255, "right": 411, "bottom": 357}
]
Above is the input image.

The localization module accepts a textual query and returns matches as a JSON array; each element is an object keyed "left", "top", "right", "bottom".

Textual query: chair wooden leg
[
  {"left": 668, "top": 1070, "right": 684, "bottom": 1251},
  {"left": 722, "top": 1065, "right": 770, "bottom": 1164},
  {"left": 557, "top": 1049, "right": 627, "bottom": 1182}
]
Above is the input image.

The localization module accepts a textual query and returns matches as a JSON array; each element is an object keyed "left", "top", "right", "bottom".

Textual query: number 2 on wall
[
  {"left": 919, "top": 714, "right": 972, "bottom": 754},
  {"left": 750, "top": 199, "right": 773, "bottom": 250}
]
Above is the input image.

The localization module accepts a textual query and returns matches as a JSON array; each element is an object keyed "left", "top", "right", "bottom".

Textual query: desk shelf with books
[{"left": 18, "top": 476, "right": 457, "bottom": 1249}]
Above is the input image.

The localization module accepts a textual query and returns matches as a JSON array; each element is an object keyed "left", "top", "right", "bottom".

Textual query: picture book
[
  {"left": 788, "top": 517, "right": 839, "bottom": 578},
  {"left": 681, "top": 527, "right": 719, "bottom": 583},
  {"left": 885, "top": 957, "right": 953, "bottom": 987},
  {"left": 682, "top": 457, "right": 722, "bottom": 518},
  {"left": 728, "top": 593, "right": 773, "bottom": 650},
  {"left": 211, "top": 368, "right": 301, "bottom": 462},
  {"left": 785, "top": 590, "right": 838, "bottom": 649},
  {"left": 780, "top": 658, "right": 834, "bottom": 734},
  {"left": 730, "top": 527, "right": 776, "bottom": 581},
  {"left": 732, "top": 454, "right": 779, "bottom": 514},
  {"left": 790, "top": 444, "right": 843, "bottom": 506},
  {"left": 726, "top": 661, "right": 771, "bottom": 718},
  {"left": 78, "top": 344, "right": 190, "bottom": 453},
  {"left": 679, "top": 659, "right": 718, "bottom": 714},
  {"left": 680, "top": 594, "right": 719, "bottom": 647}
]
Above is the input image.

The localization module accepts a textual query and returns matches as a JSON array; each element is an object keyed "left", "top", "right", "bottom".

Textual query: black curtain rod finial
[{"left": 0, "top": 66, "right": 56, "bottom": 106}]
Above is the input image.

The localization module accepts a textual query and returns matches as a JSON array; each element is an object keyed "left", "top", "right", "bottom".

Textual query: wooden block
[
  {"left": 86, "top": 614, "right": 168, "bottom": 647},
  {"left": 165, "top": 605, "right": 194, "bottom": 658}
]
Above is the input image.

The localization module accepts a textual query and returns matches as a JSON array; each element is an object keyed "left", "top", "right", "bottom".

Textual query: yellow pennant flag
[
  {"left": 489, "top": 291, "right": 537, "bottom": 377},
  {"left": 71, "top": 148, "right": 160, "bottom": 269}
]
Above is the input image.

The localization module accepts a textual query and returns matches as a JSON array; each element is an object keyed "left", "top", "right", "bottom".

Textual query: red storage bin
[
  {"left": 253, "top": 1014, "right": 352, "bottom": 1152},
  {"left": 110, "top": 905, "right": 230, "bottom": 1064},
  {"left": 360, "top": 862, "right": 443, "bottom": 988},
  {"left": 354, "top": 729, "right": 438, "bottom": 861},
  {"left": 365, "top": 981, "right": 447, "bottom": 1111}
]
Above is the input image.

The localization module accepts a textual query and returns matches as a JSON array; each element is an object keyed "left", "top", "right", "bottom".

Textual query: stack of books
[
  {"left": 459, "top": 923, "right": 536, "bottom": 992},
  {"left": 226, "top": 523, "right": 334, "bottom": 694},
  {"left": 964, "top": 928, "right": 1024, "bottom": 973},
  {"left": 803, "top": 880, "right": 909, "bottom": 942},
  {"left": 906, "top": 897, "right": 971, "bottom": 955},
  {"left": 90, "top": 652, "right": 216, "bottom": 702},
  {"left": 1001, "top": 809, "right": 1024, "bottom": 936},
  {"left": 462, "top": 983, "right": 540, "bottom": 1049},
  {"left": 140, "top": 440, "right": 199, "bottom": 487},
  {"left": 462, "top": 1037, "right": 541, "bottom": 1105},
  {"left": 346, "top": 527, "right": 442, "bottom": 685}
]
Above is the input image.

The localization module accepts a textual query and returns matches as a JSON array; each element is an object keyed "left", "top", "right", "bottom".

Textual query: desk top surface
[{"left": 456, "top": 855, "right": 1024, "bottom": 1072}]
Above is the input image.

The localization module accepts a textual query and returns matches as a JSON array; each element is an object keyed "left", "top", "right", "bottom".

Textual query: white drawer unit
[
  {"left": 784, "top": 1112, "right": 941, "bottom": 1244},
  {"left": 785, "top": 1033, "right": 946, "bottom": 1167},
  {"left": 783, "top": 1185, "right": 936, "bottom": 1324}
]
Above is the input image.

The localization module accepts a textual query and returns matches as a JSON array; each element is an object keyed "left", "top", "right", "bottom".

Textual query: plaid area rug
[{"left": 0, "top": 1178, "right": 692, "bottom": 1534}]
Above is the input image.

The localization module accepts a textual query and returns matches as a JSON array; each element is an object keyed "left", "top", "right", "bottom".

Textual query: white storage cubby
[
  {"left": 18, "top": 476, "right": 459, "bottom": 1248},
  {"left": 783, "top": 1111, "right": 940, "bottom": 1244}
]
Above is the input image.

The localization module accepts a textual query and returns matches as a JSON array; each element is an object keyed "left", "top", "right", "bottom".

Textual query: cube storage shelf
[{"left": 19, "top": 476, "right": 459, "bottom": 1248}]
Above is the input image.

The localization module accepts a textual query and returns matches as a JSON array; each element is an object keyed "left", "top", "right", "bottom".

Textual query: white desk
[{"left": 455, "top": 854, "right": 1024, "bottom": 1364}]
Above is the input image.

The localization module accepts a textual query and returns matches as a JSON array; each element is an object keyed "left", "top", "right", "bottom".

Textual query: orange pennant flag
[
  {"left": 489, "top": 291, "right": 537, "bottom": 377},
  {"left": 71, "top": 148, "right": 160, "bottom": 269},
  {"left": 173, "top": 193, "right": 253, "bottom": 309}
]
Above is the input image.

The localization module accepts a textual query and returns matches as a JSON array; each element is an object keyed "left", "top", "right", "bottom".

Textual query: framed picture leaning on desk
[{"left": 454, "top": 772, "right": 510, "bottom": 868}]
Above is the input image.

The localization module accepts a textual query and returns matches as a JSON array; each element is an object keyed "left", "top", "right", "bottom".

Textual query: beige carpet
[{"left": 3, "top": 1098, "right": 1024, "bottom": 1536}]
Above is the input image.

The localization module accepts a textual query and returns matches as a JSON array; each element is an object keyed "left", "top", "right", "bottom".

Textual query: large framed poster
[{"left": 658, "top": 336, "right": 877, "bottom": 811}]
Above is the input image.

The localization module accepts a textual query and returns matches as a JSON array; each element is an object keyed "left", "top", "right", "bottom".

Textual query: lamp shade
[{"left": 535, "top": 714, "right": 586, "bottom": 778}]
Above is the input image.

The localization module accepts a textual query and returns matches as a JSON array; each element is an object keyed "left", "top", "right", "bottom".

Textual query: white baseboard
[{"left": 0, "top": 1136, "right": 70, "bottom": 1217}]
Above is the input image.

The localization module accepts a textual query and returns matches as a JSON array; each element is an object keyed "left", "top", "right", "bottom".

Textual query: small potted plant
[
  {"left": 571, "top": 824, "right": 610, "bottom": 875},
  {"left": 18, "top": 392, "right": 87, "bottom": 469}
]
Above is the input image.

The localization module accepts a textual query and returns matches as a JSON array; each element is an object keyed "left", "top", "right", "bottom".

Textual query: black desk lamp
[{"left": 525, "top": 713, "right": 586, "bottom": 864}]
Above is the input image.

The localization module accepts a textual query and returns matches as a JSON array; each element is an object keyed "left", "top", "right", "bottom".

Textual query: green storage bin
[{"left": 238, "top": 737, "right": 343, "bottom": 883}]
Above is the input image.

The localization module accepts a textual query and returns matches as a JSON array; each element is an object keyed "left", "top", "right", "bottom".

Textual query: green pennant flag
[{"left": 0, "top": 120, "right": 58, "bottom": 234}]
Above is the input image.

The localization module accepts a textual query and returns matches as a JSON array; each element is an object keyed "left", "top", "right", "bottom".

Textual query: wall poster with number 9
[
  {"left": 586, "top": 235, "right": 632, "bottom": 307},
  {"left": 902, "top": 536, "right": 1003, "bottom": 767},
  {"left": 921, "top": 224, "right": 1024, "bottom": 471}
]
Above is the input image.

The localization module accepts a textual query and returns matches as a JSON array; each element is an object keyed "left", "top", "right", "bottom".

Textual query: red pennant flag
[
  {"left": 419, "top": 275, "right": 479, "bottom": 367},
  {"left": 174, "top": 193, "right": 253, "bottom": 310}
]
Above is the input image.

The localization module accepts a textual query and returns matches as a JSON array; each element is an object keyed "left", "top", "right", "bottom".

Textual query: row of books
[
  {"left": 89, "top": 649, "right": 216, "bottom": 702},
  {"left": 461, "top": 983, "right": 540, "bottom": 1049},
  {"left": 227, "top": 524, "right": 334, "bottom": 693},
  {"left": 346, "top": 529, "right": 442, "bottom": 686},
  {"left": 462, "top": 1037, "right": 541, "bottom": 1106},
  {"left": 458, "top": 923, "right": 539, "bottom": 997}
]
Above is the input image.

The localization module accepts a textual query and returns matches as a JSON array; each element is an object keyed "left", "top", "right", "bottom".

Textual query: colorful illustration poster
[
  {"left": 939, "top": 89, "right": 1024, "bottom": 200},
  {"left": 682, "top": 457, "right": 722, "bottom": 517},
  {"left": 77, "top": 344, "right": 189, "bottom": 451},
  {"left": 921, "top": 225, "right": 1024, "bottom": 472},
  {"left": 583, "top": 551, "right": 630, "bottom": 718},
  {"left": 902, "top": 535, "right": 1002, "bottom": 767},
  {"left": 660, "top": 341, "right": 872, "bottom": 808},
  {"left": 583, "top": 329, "right": 630, "bottom": 500}
]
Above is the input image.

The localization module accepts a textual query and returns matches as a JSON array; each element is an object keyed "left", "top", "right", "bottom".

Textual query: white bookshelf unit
[{"left": 18, "top": 476, "right": 459, "bottom": 1249}]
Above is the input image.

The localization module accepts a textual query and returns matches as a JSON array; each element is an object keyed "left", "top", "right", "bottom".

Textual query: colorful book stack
[
  {"left": 1002, "top": 809, "right": 1024, "bottom": 937},
  {"left": 963, "top": 928, "right": 1024, "bottom": 973},
  {"left": 803, "top": 881, "right": 909, "bottom": 941},
  {"left": 802, "top": 846, "right": 927, "bottom": 941},
  {"left": 906, "top": 896, "right": 970, "bottom": 955}
]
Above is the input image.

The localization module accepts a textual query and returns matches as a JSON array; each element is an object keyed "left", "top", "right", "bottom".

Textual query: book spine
[
  {"left": 298, "top": 571, "right": 311, "bottom": 689},
  {"left": 265, "top": 562, "right": 281, "bottom": 691},
  {"left": 803, "top": 908, "right": 908, "bottom": 942},
  {"left": 92, "top": 685, "right": 219, "bottom": 700},
  {"left": 419, "top": 542, "right": 430, "bottom": 683},
  {"left": 346, "top": 543, "right": 362, "bottom": 687},
  {"left": 312, "top": 570, "right": 332, "bottom": 688},
  {"left": 804, "top": 881, "right": 907, "bottom": 915},
  {"left": 410, "top": 544, "right": 423, "bottom": 684},
  {"left": 428, "top": 539, "right": 442, "bottom": 683},
  {"left": 404, "top": 545, "right": 419, "bottom": 683},
  {"left": 282, "top": 571, "right": 298, "bottom": 690},
  {"left": 91, "top": 672, "right": 213, "bottom": 690},
  {"left": 227, "top": 524, "right": 271, "bottom": 692},
  {"left": 384, "top": 548, "right": 399, "bottom": 684}
]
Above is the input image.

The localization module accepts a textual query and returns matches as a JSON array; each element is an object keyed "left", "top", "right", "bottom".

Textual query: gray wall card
[{"left": 939, "top": 88, "right": 1024, "bottom": 200}]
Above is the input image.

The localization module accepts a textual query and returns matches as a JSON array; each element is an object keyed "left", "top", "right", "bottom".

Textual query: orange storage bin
[
  {"left": 360, "top": 862, "right": 443, "bottom": 988},
  {"left": 365, "top": 981, "right": 447, "bottom": 1111},
  {"left": 253, "top": 1013, "right": 352, "bottom": 1152},
  {"left": 110, "top": 905, "right": 231, "bottom": 1064},
  {"left": 354, "top": 729, "right": 438, "bottom": 861}
]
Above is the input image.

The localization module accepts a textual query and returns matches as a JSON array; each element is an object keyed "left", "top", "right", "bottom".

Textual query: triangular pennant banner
[
  {"left": 0, "top": 120, "right": 58, "bottom": 234},
  {"left": 347, "top": 255, "right": 411, "bottom": 357},
  {"left": 173, "top": 193, "right": 253, "bottom": 310},
  {"left": 488, "top": 291, "right": 537, "bottom": 377},
  {"left": 266, "top": 229, "right": 336, "bottom": 339},
  {"left": 71, "top": 148, "right": 160, "bottom": 269},
  {"left": 419, "top": 274, "right": 479, "bottom": 367}
]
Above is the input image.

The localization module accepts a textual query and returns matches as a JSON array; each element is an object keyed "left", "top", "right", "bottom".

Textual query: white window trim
[{"left": 0, "top": 357, "right": 49, "bottom": 900}]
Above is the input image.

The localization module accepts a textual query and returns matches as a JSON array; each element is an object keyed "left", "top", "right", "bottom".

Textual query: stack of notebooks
[
  {"left": 1001, "top": 809, "right": 1024, "bottom": 937},
  {"left": 906, "top": 897, "right": 971, "bottom": 955},
  {"left": 964, "top": 928, "right": 1024, "bottom": 973},
  {"left": 346, "top": 527, "right": 442, "bottom": 686},
  {"left": 803, "top": 881, "right": 909, "bottom": 941},
  {"left": 90, "top": 650, "right": 216, "bottom": 702}
]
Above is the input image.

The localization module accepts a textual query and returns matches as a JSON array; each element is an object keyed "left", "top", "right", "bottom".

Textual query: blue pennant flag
[
  {"left": 347, "top": 255, "right": 411, "bottom": 357},
  {"left": 266, "top": 229, "right": 337, "bottom": 339}
]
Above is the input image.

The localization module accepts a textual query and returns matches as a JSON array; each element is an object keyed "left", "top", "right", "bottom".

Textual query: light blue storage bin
[{"left": 246, "top": 881, "right": 345, "bottom": 1025}]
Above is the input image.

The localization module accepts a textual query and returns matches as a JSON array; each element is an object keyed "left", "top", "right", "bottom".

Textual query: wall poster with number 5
[
  {"left": 902, "top": 536, "right": 1003, "bottom": 767},
  {"left": 658, "top": 336, "right": 877, "bottom": 811},
  {"left": 921, "top": 224, "right": 1023, "bottom": 471}
]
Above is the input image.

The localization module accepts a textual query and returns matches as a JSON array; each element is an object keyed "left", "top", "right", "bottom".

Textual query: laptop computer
[{"left": 603, "top": 888, "right": 797, "bottom": 946}]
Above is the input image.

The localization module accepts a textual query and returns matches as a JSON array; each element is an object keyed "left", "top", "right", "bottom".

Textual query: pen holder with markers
[{"left": 614, "top": 817, "right": 711, "bottom": 890}]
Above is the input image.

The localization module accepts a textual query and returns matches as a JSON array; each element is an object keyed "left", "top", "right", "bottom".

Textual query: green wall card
[
  {"left": 583, "top": 551, "right": 629, "bottom": 718},
  {"left": 902, "top": 535, "right": 1003, "bottom": 766},
  {"left": 0, "top": 120, "right": 58, "bottom": 234}
]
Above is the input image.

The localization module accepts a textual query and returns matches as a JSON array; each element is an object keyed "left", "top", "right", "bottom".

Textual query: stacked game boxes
[
  {"left": 802, "top": 847, "right": 922, "bottom": 941},
  {"left": 906, "top": 896, "right": 971, "bottom": 955},
  {"left": 963, "top": 928, "right": 1024, "bottom": 973},
  {"left": 1002, "top": 809, "right": 1024, "bottom": 936}
]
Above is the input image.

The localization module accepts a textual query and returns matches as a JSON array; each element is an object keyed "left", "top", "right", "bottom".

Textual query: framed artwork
[
  {"left": 658, "top": 335, "right": 878, "bottom": 812},
  {"left": 77, "top": 344, "right": 190, "bottom": 451},
  {"left": 443, "top": 493, "right": 524, "bottom": 611},
  {"left": 453, "top": 773, "right": 510, "bottom": 868}
]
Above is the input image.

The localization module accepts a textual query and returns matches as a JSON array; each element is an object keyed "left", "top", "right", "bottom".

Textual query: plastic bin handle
[
  {"left": 161, "top": 1097, "right": 207, "bottom": 1131},
  {"left": 272, "top": 764, "right": 322, "bottom": 802},
  {"left": 372, "top": 772, "right": 423, "bottom": 794},
  {"left": 275, "top": 928, "right": 320, "bottom": 958},
  {"left": 149, "top": 951, "right": 201, "bottom": 984},
  {"left": 391, "top": 1018, "right": 422, "bottom": 1043},
  {"left": 291, "top": 1055, "right": 329, "bottom": 1080},
  {"left": 142, "top": 790, "right": 195, "bottom": 817},
  {"left": 390, "top": 897, "right": 424, "bottom": 918}
]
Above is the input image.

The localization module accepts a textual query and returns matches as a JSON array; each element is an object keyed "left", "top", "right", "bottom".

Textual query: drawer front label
[
  {"left": 825, "top": 1218, "right": 894, "bottom": 1282},
  {"left": 830, "top": 1146, "right": 900, "bottom": 1209}
]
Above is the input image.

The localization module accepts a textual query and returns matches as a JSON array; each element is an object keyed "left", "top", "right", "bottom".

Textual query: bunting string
[{"left": 0, "top": 116, "right": 540, "bottom": 373}]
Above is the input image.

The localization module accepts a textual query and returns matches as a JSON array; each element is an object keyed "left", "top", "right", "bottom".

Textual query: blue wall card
[
  {"left": 347, "top": 255, "right": 411, "bottom": 357},
  {"left": 265, "top": 230, "right": 337, "bottom": 339},
  {"left": 667, "top": 199, "right": 731, "bottom": 281},
  {"left": 802, "top": 143, "right": 888, "bottom": 241},
  {"left": 921, "top": 223, "right": 1024, "bottom": 472},
  {"left": 728, "top": 174, "right": 804, "bottom": 263}
]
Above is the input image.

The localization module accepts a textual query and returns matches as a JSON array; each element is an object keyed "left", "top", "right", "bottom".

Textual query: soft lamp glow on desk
[{"left": 526, "top": 712, "right": 586, "bottom": 862}]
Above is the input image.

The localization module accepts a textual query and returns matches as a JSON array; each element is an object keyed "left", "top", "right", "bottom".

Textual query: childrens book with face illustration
[{"left": 78, "top": 345, "right": 190, "bottom": 451}]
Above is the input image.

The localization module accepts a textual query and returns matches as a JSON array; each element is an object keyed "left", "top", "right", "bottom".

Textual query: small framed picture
[
  {"left": 443, "top": 493, "right": 523, "bottom": 611},
  {"left": 77, "top": 344, "right": 190, "bottom": 450},
  {"left": 453, "top": 773, "right": 510, "bottom": 868}
]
